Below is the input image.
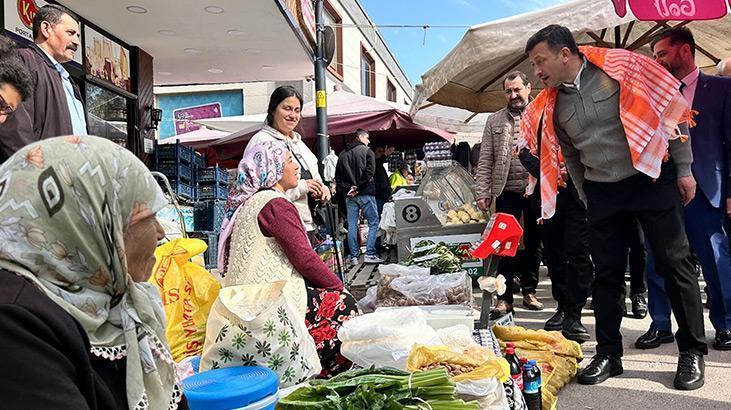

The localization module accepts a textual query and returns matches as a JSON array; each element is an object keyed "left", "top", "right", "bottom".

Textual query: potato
[
  {"left": 447, "top": 210, "right": 458, "bottom": 219},
  {"left": 458, "top": 211, "right": 471, "bottom": 223}
]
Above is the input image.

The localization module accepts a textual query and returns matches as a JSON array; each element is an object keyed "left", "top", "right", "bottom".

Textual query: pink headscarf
[{"left": 217, "top": 141, "right": 287, "bottom": 275}]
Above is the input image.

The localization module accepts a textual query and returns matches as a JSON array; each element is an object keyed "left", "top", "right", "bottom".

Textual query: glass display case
[
  {"left": 394, "top": 162, "right": 488, "bottom": 276},
  {"left": 417, "top": 162, "right": 486, "bottom": 225}
]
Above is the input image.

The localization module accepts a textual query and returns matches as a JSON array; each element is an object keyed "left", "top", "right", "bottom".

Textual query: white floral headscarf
[{"left": 0, "top": 136, "right": 180, "bottom": 409}]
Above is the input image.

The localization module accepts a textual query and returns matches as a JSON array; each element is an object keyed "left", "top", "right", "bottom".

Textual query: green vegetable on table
[
  {"left": 277, "top": 366, "right": 478, "bottom": 410},
  {"left": 406, "top": 240, "right": 463, "bottom": 274}
]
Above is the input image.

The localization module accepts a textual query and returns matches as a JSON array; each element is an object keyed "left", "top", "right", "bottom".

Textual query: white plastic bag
[
  {"left": 200, "top": 281, "right": 322, "bottom": 387},
  {"left": 357, "top": 286, "right": 377, "bottom": 313},
  {"left": 378, "top": 263, "right": 430, "bottom": 277},
  {"left": 338, "top": 307, "right": 441, "bottom": 370},
  {"left": 457, "top": 377, "right": 510, "bottom": 410}
]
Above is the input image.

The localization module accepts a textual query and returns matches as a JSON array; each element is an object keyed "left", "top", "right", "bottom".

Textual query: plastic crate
[
  {"left": 197, "top": 182, "right": 228, "bottom": 201},
  {"left": 188, "top": 231, "right": 218, "bottom": 269},
  {"left": 194, "top": 200, "right": 226, "bottom": 232},
  {"left": 198, "top": 165, "right": 228, "bottom": 184},
  {"left": 157, "top": 160, "right": 193, "bottom": 181},
  {"left": 156, "top": 142, "right": 193, "bottom": 163},
  {"left": 193, "top": 152, "right": 206, "bottom": 170},
  {"left": 163, "top": 180, "right": 195, "bottom": 201}
]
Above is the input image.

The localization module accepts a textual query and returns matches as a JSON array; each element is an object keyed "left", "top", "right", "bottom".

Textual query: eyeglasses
[{"left": 0, "top": 94, "right": 14, "bottom": 116}]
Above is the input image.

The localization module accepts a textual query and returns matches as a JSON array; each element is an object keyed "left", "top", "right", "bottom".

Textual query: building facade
[{"left": 155, "top": 0, "right": 414, "bottom": 141}]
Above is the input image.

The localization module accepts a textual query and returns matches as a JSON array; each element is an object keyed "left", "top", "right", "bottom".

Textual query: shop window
[
  {"left": 361, "top": 46, "right": 375, "bottom": 98},
  {"left": 86, "top": 83, "right": 129, "bottom": 147},
  {"left": 323, "top": 2, "right": 343, "bottom": 79},
  {"left": 387, "top": 79, "right": 397, "bottom": 102}
]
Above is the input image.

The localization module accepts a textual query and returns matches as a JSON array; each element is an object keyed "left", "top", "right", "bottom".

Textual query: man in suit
[
  {"left": 525, "top": 24, "right": 706, "bottom": 390},
  {"left": 636, "top": 27, "right": 731, "bottom": 351}
]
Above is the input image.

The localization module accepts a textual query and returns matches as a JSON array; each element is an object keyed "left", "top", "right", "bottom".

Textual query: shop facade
[{"left": 2, "top": 0, "right": 316, "bottom": 163}]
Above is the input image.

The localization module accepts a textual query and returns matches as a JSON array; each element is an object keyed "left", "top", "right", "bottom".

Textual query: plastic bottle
[
  {"left": 522, "top": 360, "right": 542, "bottom": 410},
  {"left": 504, "top": 346, "right": 524, "bottom": 390}
]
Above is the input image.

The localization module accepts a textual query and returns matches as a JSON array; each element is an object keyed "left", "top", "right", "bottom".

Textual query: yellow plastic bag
[
  {"left": 149, "top": 238, "right": 221, "bottom": 362},
  {"left": 406, "top": 345, "right": 510, "bottom": 383},
  {"left": 493, "top": 325, "right": 583, "bottom": 410}
]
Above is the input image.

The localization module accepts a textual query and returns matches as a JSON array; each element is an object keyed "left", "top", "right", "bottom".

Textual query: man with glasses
[{"left": 0, "top": 4, "right": 86, "bottom": 162}]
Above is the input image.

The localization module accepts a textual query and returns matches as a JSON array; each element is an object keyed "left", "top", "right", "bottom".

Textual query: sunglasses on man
[{"left": 0, "top": 94, "right": 15, "bottom": 116}]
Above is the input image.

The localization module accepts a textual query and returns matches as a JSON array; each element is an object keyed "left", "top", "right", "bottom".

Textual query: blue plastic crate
[
  {"left": 163, "top": 180, "right": 195, "bottom": 201},
  {"left": 156, "top": 142, "right": 193, "bottom": 163},
  {"left": 199, "top": 165, "right": 228, "bottom": 183},
  {"left": 188, "top": 231, "right": 218, "bottom": 269},
  {"left": 193, "top": 152, "right": 206, "bottom": 170},
  {"left": 197, "top": 182, "right": 228, "bottom": 201},
  {"left": 157, "top": 160, "right": 193, "bottom": 181},
  {"left": 194, "top": 200, "right": 226, "bottom": 232}
]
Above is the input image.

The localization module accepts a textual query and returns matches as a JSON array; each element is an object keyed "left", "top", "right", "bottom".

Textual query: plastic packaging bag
[
  {"left": 457, "top": 377, "right": 511, "bottom": 410},
  {"left": 377, "top": 271, "right": 473, "bottom": 307},
  {"left": 200, "top": 281, "right": 322, "bottom": 387},
  {"left": 493, "top": 325, "right": 583, "bottom": 410},
  {"left": 406, "top": 345, "right": 509, "bottom": 383},
  {"left": 338, "top": 307, "right": 441, "bottom": 370},
  {"left": 357, "top": 286, "right": 377, "bottom": 313},
  {"left": 149, "top": 238, "right": 221, "bottom": 362},
  {"left": 378, "top": 263, "right": 430, "bottom": 277}
]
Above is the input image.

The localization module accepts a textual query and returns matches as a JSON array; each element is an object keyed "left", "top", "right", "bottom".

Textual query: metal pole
[{"left": 314, "top": 0, "right": 329, "bottom": 177}]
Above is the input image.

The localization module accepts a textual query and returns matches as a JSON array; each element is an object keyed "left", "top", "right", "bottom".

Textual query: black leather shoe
[
  {"left": 544, "top": 310, "right": 565, "bottom": 331},
  {"left": 631, "top": 293, "right": 648, "bottom": 319},
  {"left": 562, "top": 319, "right": 591, "bottom": 343},
  {"left": 713, "top": 329, "right": 731, "bottom": 351},
  {"left": 635, "top": 329, "right": 674, "bottom": 350},
  {"left": 577, "top": 355, "right": 623, "bottom": 385},
  {"left": 674, "top": 352, "right": 704, "bottom": 390}
]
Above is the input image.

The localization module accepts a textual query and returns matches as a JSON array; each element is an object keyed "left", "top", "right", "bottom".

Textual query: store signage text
[
  {"left": 611, "top": 0, "right": 728, "bottom": 20},
  {"left": 17, "top": 0, "right": 39, "bottom": 30}
]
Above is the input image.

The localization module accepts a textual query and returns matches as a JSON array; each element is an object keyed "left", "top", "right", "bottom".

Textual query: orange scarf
[{"left": 520, "top": 46, "right": 691, "bottom": 220}]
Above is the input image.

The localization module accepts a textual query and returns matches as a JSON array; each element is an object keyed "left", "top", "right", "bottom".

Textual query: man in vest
[{"left": 523, "top": 24, "right": 706, "bottom": 390}]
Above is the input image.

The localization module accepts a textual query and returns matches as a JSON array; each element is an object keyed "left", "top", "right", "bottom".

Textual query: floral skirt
[{"left": 304, "top": 287, "right": 358, "bottom": 377}]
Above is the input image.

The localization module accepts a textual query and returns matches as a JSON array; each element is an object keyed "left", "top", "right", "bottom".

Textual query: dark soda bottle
[
  {"left": 505, "top": 346, "right": 523, "bottom": 390},
  {"left": 523, "top": 360, "right": 542, "bottom": 410}
]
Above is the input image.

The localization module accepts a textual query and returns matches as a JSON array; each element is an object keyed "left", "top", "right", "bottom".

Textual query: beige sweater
[{"left": 224, "top": 190, "right": 308, "bottom": 316}]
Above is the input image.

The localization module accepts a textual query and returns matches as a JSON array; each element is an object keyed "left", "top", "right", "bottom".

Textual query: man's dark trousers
[
  {"left": 583, "top": 164, "right": 707, "bottom": 357},
  {"left": 543, "top": 182, "right": 594, "bottom": 321},
  {"left": 496, "top": 191, "right": 541, "bottom": 304}
]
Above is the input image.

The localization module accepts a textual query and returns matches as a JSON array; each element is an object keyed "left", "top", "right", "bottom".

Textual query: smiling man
[
  {"left": 476, "top": 71, "right": 543, "bottom": 317},
  {"left": 523, "top": 24, "right": 706, "bottom": 391},
  {"left": 0, "top": 4, "right": 87, "bottom": 163}
]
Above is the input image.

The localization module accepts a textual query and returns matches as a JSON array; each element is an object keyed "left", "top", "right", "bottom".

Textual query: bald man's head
[{"left": 718, "top": 58, "right": 731, "bottom": 77}]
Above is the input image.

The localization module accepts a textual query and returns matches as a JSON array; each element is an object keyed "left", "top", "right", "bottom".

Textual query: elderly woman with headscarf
[
  {"left": 0, "top": 136, "right": 182, "bottom": 409},
  {"left": 218, "top": 140, "right": 357, "bottom": 377}
]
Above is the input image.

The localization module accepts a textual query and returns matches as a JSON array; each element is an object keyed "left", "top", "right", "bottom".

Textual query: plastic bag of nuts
[{"left": 376, "top": 271, "right": 472, "bottom": 307}]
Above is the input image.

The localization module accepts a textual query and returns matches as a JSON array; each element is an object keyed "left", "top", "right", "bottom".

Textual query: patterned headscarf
[
  {"left": 217, "top": 141, "right": 287, "bottom": 274},
  {"left": 0, "top": 136, "right": 180, "bottom": 410}
]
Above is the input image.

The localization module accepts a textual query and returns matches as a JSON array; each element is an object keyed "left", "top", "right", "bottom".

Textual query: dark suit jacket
[
  {"left": 690, "top": 73, "right": 731, "bottom": 208},
  {"left": 0, "top": 44, "right": 84, "bottom": 163}
]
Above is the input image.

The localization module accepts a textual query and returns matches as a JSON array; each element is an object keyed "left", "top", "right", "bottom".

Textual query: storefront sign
[
  {"left": 300, "top": 0, "right": 316, "bottom": 40},
  {"left": 611, "top": 0, "right": 729, "bottom": 20},
  {"left": 4, "top": 0, "right": 83, "bottom": 65},
  {"left": 173, "top": 103, "right": 222, "bottom": 135},
  {"left": 84, "top": 26, "right": 131, "bottom": 92}
]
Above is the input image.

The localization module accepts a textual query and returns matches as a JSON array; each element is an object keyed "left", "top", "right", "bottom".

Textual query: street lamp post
[{"left": 314, "top": 0, "right": 329, "bottom": 177}]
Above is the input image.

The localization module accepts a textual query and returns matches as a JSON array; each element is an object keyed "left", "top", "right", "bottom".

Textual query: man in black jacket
[
  {"left": 336, "top": 129, "right": 383, "bottom": 265},
  {"left": 519, "top": 132, "right": 594, "bottom": 344}
]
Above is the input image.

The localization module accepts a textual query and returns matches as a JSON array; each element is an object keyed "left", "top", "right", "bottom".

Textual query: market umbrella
[
  {"left": 211, "top": 90, "right": 455, "bottom": 160},
  {"left": 157, "top": 127, "right": 229, "bottom": 150},
  {"left": 410, "top": 0, "right": 731, "bottom": 115},
  {"left": 193, "top": 113, "right": 268, "bottom": 133}
]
